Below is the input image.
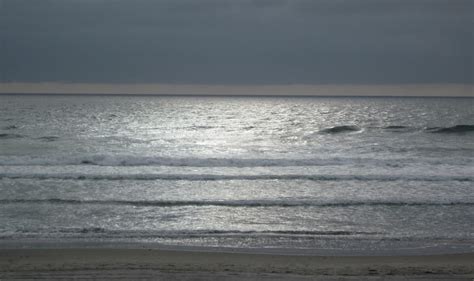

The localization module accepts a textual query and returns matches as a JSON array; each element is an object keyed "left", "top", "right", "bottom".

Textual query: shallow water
[{"left": 0, "top": 95, "right": 473, "bottom": 254}]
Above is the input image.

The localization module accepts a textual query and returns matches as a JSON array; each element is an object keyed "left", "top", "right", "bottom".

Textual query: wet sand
[{"left": 0, "top": 249, "right": 473, "bottom": 280}]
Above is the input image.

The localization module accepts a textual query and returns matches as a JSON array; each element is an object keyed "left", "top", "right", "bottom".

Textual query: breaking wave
[
  {"left": 0, "top": 155, "right": 426, "bottom": 167},
  {"left": 1, "top": 153, "right": 472, "bottom": 167}
]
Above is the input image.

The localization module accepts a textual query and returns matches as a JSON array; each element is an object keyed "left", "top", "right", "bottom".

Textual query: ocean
[{"left": 0, "top": 95, "right": 473, "bottom": 255}]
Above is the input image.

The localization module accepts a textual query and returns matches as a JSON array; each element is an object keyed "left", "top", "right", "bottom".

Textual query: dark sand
[{"left": 0, "top": 249, "right": 473, "bottom": 280}]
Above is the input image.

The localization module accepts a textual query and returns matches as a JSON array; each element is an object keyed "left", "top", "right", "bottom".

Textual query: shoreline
[
  {"left": 1, "top": 237, "right": 473, "bottom": 257},
  {"left": 1, "top": 248, "right": 473, "bottom": 280}
]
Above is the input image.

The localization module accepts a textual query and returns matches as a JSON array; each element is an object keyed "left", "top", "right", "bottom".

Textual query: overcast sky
[{"left": 1, "top": 0, "right": 473, "bottom": 85}]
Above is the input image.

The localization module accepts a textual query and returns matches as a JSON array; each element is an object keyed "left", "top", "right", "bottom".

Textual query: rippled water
[{"left": 0, "top": 95, "right": 473, "bottom": 254}]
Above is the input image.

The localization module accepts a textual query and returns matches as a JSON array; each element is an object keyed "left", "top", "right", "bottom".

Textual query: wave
[
  {"left": 36, "top": 136, "right": 60, "bottom": 142},
  {"left": 0, "top": 133, "right": 24, "bottom": 139},
  {"left": 0, "top": 155, "right": 421, "bottom": 167},
  {"left": 384, "top": 125, "right": 409, "bottom": 129},
  {"left": 1, "top": 154, "right": 472, "bottom": 167},
  {"left": 6, "top": 227, "right": 379, "bottom": 238},
  {"left": 382, "top": 126, "right": 416, "bottom": 132},
  {"left": 2, "top": 125, "right": 18, "bottom": 130},
  {"left": 0, "top": 173, "right": 472, "bottom": 182},
  {"left": 427, "top": 125, "right": 474, "bottom": 134},
  {"left": 318, "top": 124, "right": 474, "bottom": 134},
  {"left": 320, "top": 125, "right": 361, "bottom": 133},
  {"left": 174, "top": 230, "right": 378, "bottom": 236},
  {"left": 2, "top": 198, "right": 473, "bottom": 207},
  {"left": 77, "top": 156, "right": 347, "bottom": 167}
]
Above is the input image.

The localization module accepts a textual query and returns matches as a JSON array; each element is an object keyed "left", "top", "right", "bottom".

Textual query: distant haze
[
  {"left": 1, "top": 83, "right": 472, "bottom": 97},
  {"left": 0, "top": 0, "right": 473, "bottom": 96}
]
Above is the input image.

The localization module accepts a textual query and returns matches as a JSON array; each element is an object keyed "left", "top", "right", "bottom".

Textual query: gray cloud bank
[{"left": 1, "top": 0, "right": 473, "bottom": 85}]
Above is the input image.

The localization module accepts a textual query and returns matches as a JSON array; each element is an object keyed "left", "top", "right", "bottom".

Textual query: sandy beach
[{"left": 0, "top": 249, "right": 472, "bottom": 280}]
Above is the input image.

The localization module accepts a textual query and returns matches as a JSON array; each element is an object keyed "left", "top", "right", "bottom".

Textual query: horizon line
[{"left": 0, "top": 83, "right": 472, "bottom": 97}]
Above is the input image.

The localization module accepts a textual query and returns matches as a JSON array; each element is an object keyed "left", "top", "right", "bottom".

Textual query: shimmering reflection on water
[{"left": 0, "top": 95, "right": 473, "bottom": 253}]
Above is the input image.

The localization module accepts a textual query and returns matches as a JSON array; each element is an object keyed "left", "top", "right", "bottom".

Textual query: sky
[{"left": 0, "top": 0, "right": 473, "bottom": 95}]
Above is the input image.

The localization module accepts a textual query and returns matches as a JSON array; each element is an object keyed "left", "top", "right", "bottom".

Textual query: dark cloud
[{"left": 1, "top": 0, "right": 472, "bottom": 84}]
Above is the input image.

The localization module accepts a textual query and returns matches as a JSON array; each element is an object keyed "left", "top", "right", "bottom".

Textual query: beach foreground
[{"left": 0, "top": 249, "right": 473, "bottom": 280}]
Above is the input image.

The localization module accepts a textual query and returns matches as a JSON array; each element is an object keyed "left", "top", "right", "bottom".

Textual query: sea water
[{"left": 0, "top": 95, "right": 473, "bottom": 255}]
